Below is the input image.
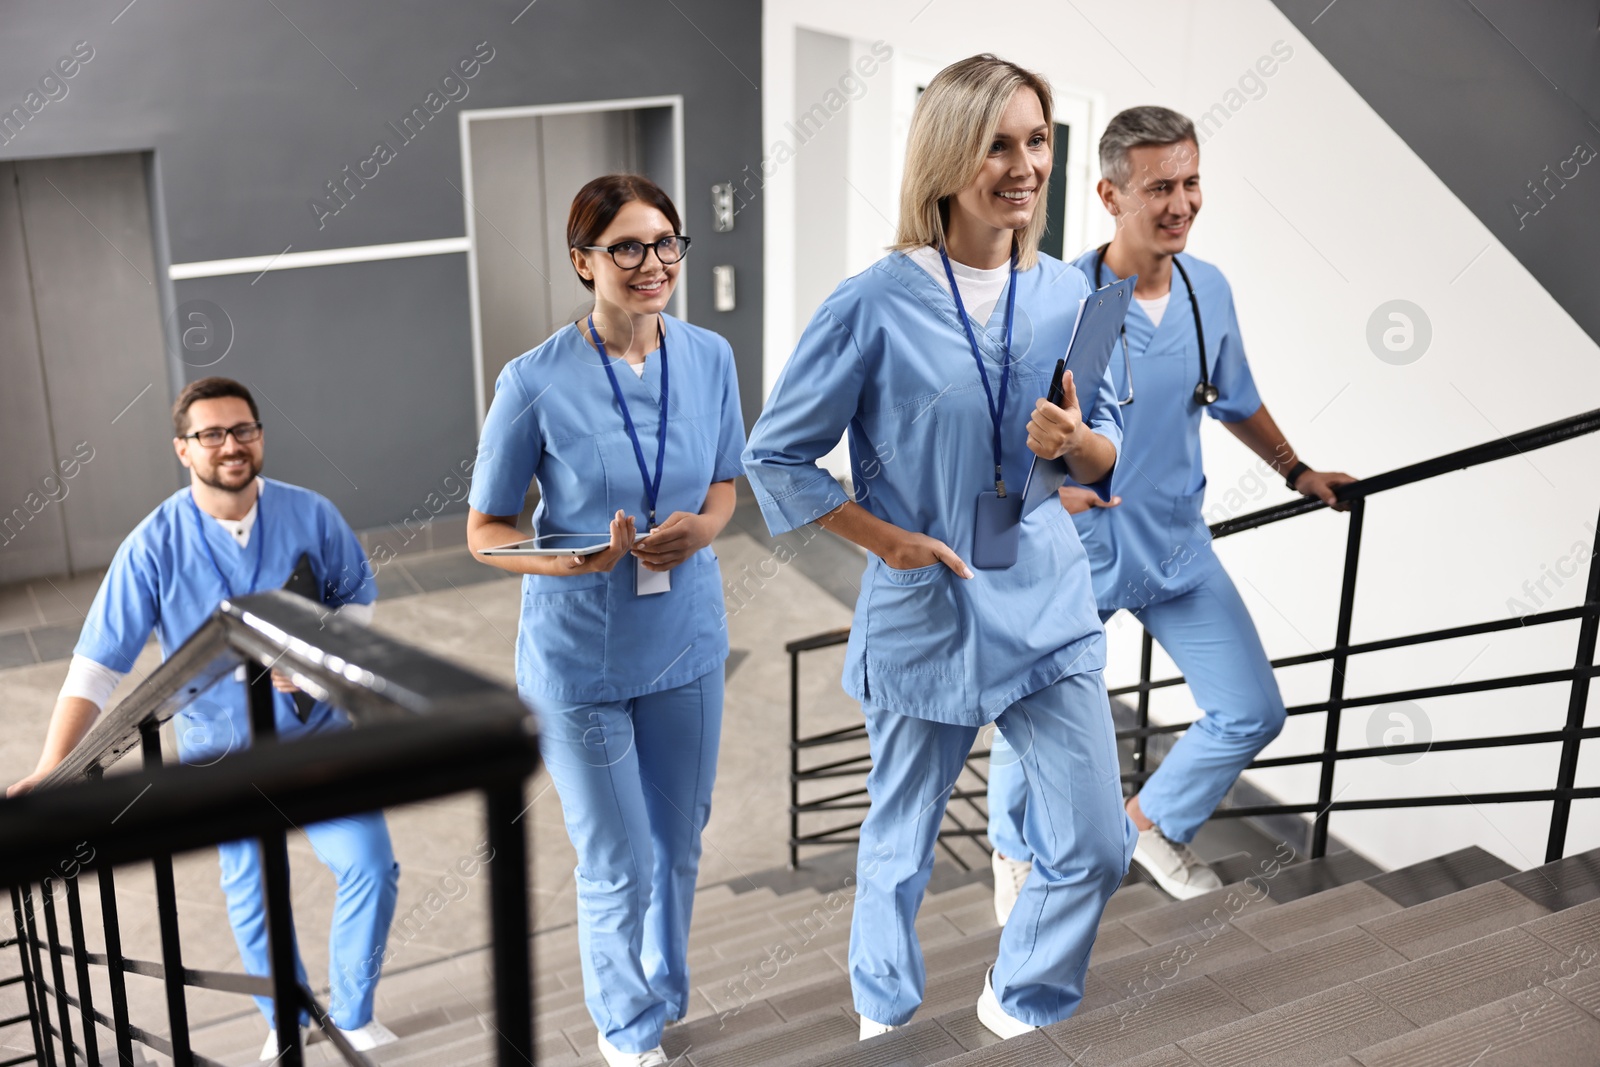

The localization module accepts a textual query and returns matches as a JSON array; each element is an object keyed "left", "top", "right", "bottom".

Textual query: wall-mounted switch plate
[
  {"left": 713, "top": 265, "right": 735, "bottom": 311},
  {"left": 711, "top": 182, "right": 735, "bottom": 232}
]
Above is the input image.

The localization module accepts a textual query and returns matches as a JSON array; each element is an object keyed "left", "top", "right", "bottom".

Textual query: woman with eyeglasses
[
  {"left": 467, "top": 174, "right": 746, "bottom": 1067},
  {"left": 743, "top": 55, "right": 1134, "bottom": 1040}
]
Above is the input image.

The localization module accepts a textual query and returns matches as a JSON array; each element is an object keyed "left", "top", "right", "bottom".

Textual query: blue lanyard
[
  {"left": 939, "top": 244, "right": 1018, "bottom": 495},
  {"left": 589, "top": 315, "right": 669, "bottom": 529},
  {"left": 188, "top": 488, "right": 266, "bottom": 598}
]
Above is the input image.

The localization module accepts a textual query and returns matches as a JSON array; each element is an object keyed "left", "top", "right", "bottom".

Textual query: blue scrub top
[
  {"left": 469, "top": 314, "right": 747, "bottom": 704},
  {"left": 742, "top": 250, "right": 1122, "bottom": 726},
  {"left": 75, "top": 478, "right": 378, "bottom": 764},
  {"left": 1066, "top": 250, "right": 1262, "bottom": 612}
]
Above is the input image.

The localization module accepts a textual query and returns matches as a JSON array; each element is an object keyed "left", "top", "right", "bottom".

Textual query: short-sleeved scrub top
[
  {"left": 469, "top": 314, "right": 748, "bottom": 705},
  {"left": 75, "top": 478, "right": 378, "bottom": 764},
  {"left": 1065, "top": 251, "right": 1263, "bottom": 612},
  {"left": 742, "top": 251, "right": 1124, "bottom": 726}
]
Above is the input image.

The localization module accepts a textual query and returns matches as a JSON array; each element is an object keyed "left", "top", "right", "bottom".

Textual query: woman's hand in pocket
[{"left": 882, "top": 530, "right": 972, "bottom": 578}]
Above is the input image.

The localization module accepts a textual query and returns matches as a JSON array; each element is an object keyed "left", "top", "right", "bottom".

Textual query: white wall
[{"left": 762, "top": 0, "right": 1600, "bottom": 871}]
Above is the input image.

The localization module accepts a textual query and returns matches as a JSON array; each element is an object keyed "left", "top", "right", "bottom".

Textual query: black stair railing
[
  {"left": 0, "top": 590, "right": 540, "bottom": 1067},
  {"left": 787, "top": 407, "right": 1600, "bottom": 868}
]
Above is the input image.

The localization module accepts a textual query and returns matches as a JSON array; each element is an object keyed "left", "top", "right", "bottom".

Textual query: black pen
[{"left": 1046, "top": 357, "right": 1067, "bottom": 407}]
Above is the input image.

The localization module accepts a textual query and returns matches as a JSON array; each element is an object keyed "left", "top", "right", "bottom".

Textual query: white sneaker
[
  {"left": 337, "top": 1019, "right": 399, "bottom": 1051},
  {"left": 991, "top": 849, "right": 1031, "bottom": 926},
  {"left": 258, "top": 1027, "right": 308, "bottom": 1061},
  {"left": 1132, "top": 826, "right": 1223, "bottom": 900},
  {"left": 859, "top": 1015, "right": 900, "bottom": 1040},
  {"left": 976, "top": 967, "right": 1036, "bottom": 1040},
  {"left": 597, "top": 1033, "right": 669, "bottom": 1066}
]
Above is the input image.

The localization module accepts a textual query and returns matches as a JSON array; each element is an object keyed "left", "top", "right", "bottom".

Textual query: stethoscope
[{"left": 1094, "top": 244, "right": 1218, "bottom": 407}]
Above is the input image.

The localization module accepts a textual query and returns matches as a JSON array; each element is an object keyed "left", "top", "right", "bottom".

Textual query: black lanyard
[
  {"left": 590, "top": 314, "right": 669, "bottom": 529},
  {"left": 1094, "top": 245, "right": 1215, "bottom": 406},
  {"left": 940, "top": 244, "right": 1019, "bottom": 495},
  {"left": 188, "top": 488, "right": 266, "bottom": 597}
]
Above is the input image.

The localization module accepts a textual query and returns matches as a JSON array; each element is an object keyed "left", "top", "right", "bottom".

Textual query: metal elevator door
[
  {"left": 466, "top": 104, "right": 679, "bottom": 419},
  {"left": 0, "top": 153, "right": 174, "bottom": 583}
]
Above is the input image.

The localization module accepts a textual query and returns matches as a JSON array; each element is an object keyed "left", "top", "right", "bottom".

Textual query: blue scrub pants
[
  {"left": 851, "top": 669, "right": 1134, "bottom": 1027},
  {"left": 536, "top": 667, "right": 723, "bottom": 1054},
  {"left": 217, "top": 811, "right": 399, "bottom": 1029},
  {"left": 989, "top": 565, "right": 1285, "bottom": 856}
]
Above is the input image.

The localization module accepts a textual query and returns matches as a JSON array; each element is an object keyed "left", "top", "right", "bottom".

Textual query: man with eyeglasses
[{"left": 8, "top": 376, "right": 401, "bottom": 1058}]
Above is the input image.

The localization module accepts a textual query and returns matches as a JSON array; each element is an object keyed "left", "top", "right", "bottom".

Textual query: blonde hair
[{"left": 893, "top": 54, "right": 1054, "bottom": 269}]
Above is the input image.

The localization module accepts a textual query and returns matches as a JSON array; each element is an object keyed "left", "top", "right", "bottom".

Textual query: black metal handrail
[
  {"left": 0, "top": 591, "right": 540, "bottom": 1067},
  {"left": 787, "top": 406, "right": 1600, "bottom": 868}
]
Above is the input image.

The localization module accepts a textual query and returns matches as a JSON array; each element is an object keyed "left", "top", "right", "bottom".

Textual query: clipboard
[{"left": 1019, "top": 275, "right": 1138, "bottom": 514}]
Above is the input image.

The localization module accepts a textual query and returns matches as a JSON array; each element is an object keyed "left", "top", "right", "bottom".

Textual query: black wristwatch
[{"left": 1285, "top": 461, "right": 1311, "bottom": 492}]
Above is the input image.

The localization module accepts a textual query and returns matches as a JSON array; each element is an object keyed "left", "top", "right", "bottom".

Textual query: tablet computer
[{"left": 480, "top": 534, "right": 613, "bottom": 557}]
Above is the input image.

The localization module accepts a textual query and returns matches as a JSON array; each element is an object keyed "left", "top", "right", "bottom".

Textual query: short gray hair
[{"left": 1098, "top": 106, "right": 1197, "bottom": 188}]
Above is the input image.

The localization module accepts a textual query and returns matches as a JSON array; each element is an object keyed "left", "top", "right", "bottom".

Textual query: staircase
[{"left": 181, "top": 841, "right": 1600, "bottom": 1066}]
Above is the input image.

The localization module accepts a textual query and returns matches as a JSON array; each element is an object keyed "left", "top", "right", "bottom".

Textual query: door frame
[{"left": 458, "top": 95, "right": 686, "bottom": 424}]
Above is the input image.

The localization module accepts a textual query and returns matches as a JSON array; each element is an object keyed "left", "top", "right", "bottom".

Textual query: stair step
[
  {"left": 1362, "top": 879, "right": 1550, "bottom": 960},
  {"left": 1082, "top": 923, "right": 1268, "bottom": 1013},
  {"left": 1209, "top": 926, "right": 1406, "bottom": 1013},
  {"left": 1500, "top": 847, "right": 1600, "bottom": 912},
  {"left": 1356, "top": 927, "right": 1566, "bottom": 1027},
  {"left": 1364, "top": 845, "right": 1518, "bottom": 907},
  {"left": 1119, "top": 881, "right": 1282, "bottom": 946},
  {"left": 1179, "top": 982, "right": 1415, "bottom": 1066},
  {"left": 1047, "top": 974, "right": 1254, "bottom": 1066},
  {"left": 688, "top": 1006, "right": 856, "bottom": 1067},
  {"left": 1232, "top": 880, "right": 1402, "bottom": 951},
  {"left": 1348, "top": 986, "right": 1600, "bottom": 1066}
]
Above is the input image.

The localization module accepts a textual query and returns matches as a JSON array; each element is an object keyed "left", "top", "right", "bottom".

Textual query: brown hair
[
  {"left": 566, "top": 174, "right": 682, "bottom": 292},
  {"left": 172, "top": 377, "right": 259, "bottom": 437}
]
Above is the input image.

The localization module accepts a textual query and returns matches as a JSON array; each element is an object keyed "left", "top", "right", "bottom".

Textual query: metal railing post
[
  {"left": 96, "top": 863, "right": 136, "bottom": 1067},
  {"left": 1546, "top": 500, "right": 1600, "bottom": 862},
  {"left": 1312, "top": 499, "right": 1364, "bottom": 858},
  {"left": 248, "top": 667, "right": 302, "bottom": 1067},
  {"left": 63, "top": 877, "right": 100, "bottom": 1066},
  {"left": 38, "top": 881, "right": 75, "bottom": 1067},
  {"left": 9, "top": 887, "right": 48, "bottom": 1067},
  {"left": 141, "top": 722, "right": 194, "bottom": 1066},
  {"left": 789, "top": 647, "right": 801, "bottom": 870},
  {"left": 485, "top": 781, "right": 534, "bottom": 1067},
  {"left": 18, "top": 887, "right": 58, "bottom": 1067},
  {"left": 1133, "top": 629, "right": 1154, "bottom": 789}
]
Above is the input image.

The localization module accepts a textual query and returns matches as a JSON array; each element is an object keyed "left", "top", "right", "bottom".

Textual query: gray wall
[
  {"left": 0, "top": 0, "right": 764, "bottom": 532},
  {"left": 1271, "top": 0, "right": 1600, "bottom": 352}
]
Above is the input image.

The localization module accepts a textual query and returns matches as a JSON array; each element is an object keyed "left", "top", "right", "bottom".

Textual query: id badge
[
  {"left": 636, "top": 557, "right": 671, "bottom": 596},
  {"left": 972, "top": 490, "right": 1022, "bottom": 570}
]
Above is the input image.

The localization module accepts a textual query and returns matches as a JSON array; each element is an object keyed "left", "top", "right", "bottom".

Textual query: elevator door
[
  {"left": 466, "top": 104, "right": 679, "bottom": 418},
  {"left": 0, "top": 153, "right": 174, "bottom": 583}
]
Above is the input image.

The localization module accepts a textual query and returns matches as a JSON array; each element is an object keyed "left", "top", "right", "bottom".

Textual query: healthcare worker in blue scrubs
[
  {"left": 8, "top": 377, "right": 398, "bottom": 1059},
  {"left": 467, "top": 175, "right": 745, "bottom": 1067},
  {"left": 988, "top": 106, "right": 1356, "bottom": 913},
  {"left": 743, "top": 55, "right": 1135, "bottom": 1042}
]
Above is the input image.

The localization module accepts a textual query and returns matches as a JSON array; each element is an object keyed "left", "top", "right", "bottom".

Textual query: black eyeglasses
[
  {"left": 182, "top": 421, "right": 262, "bottom": 448},
  {"left": 577, "top": 235, "right": 691, "bottom": 269}
]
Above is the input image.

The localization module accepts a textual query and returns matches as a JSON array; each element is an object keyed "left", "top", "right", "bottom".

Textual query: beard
[{"left": 196, "top": 452, "right": 262, "bottom": 492}]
